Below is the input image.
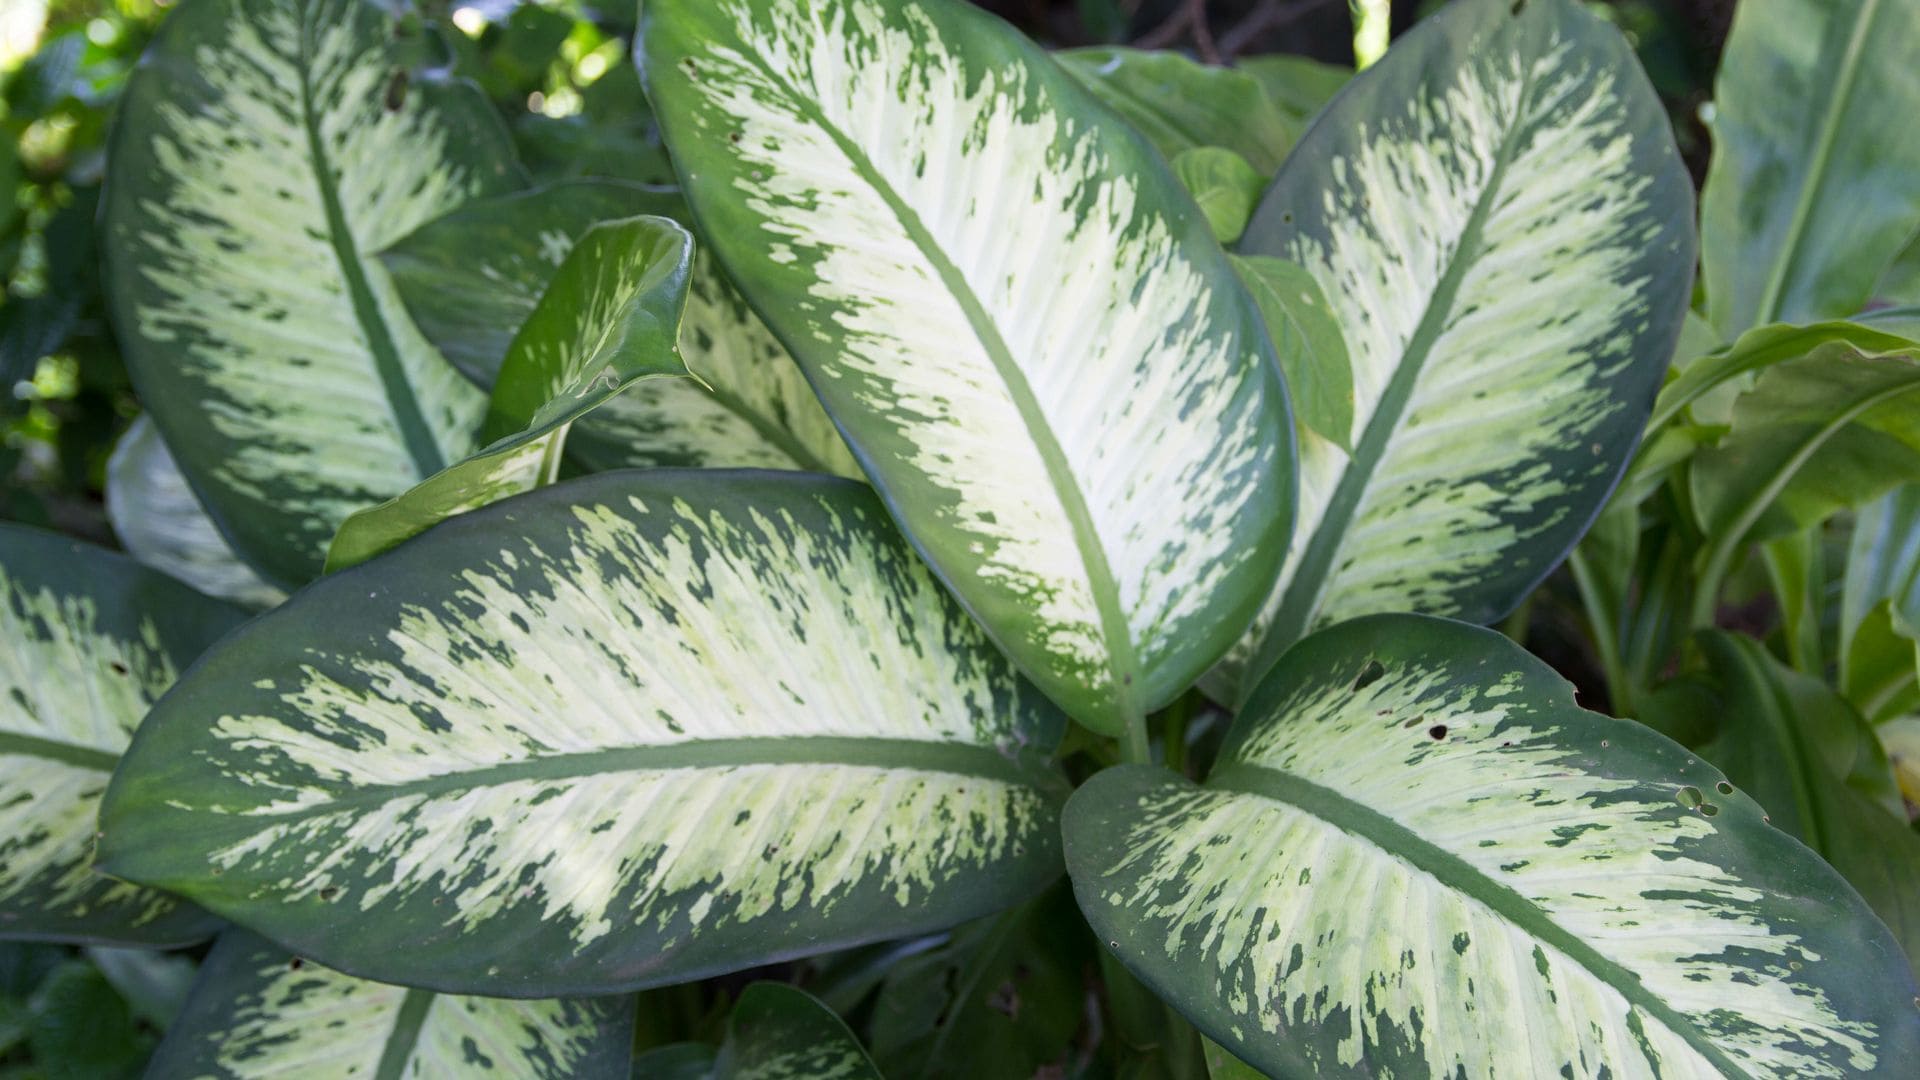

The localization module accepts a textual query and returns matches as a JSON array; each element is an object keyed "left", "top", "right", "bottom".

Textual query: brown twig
[
  {"left": 1132, "top": 3, "right": 1194, "bottom": 49},
  {"left": 1219, "top": 0, "right": 1342, "bottom": 57},
  {"left": 1187, "top": 0, "right": 1222, "bottom": 62}
]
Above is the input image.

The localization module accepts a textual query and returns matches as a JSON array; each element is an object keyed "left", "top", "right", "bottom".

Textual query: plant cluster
[{"left": 4, "top": 0, "right": 1920, "bottom": 1076}]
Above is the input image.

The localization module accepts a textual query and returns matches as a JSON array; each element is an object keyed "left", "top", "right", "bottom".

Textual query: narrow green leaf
[
  {"left": 1879, "top": 234, "right": 1920, "bottom": 307},
  {"left": 1171, "top": 147, "right": 1264, "bottom": 245},
  {"left": 1690, "top": 345, "right": 1920, "bottom": 562},
  {"left": 716, "top": 984, "right": 880, "bottom": 1080},
  {"left": 643, "top": 0, "right": 1294, "bottom": 733},
  {"left": 381, "top": 181, "right": 861, "bottom": 477},
  {"left": 99, "top": 472, "right": 1068, "bottom": 996},
  {"left": 105, "top": 416, "right": 286, "bottom": 610},
  {"left": 325, "top": 215, "right": 695, "bottom": 571},
  {"left": 1694, "top": 630, "right": 1920, "bottom": 967},
  {"left": 1230, "top": 254, "right": 1353, "bottom": 452},
  {"left": 379, "top": 180, "right": 680, "bottom": 388},
  {"left": 1053, "top": 47, "right": 1303, "bottom": 173},
  {"left": 1644, "top": 320, "right": 1918, "bottom": 440},
  {"left": 146, "top": 930, "right": 631, "bottom": 1078},
  {"left": 103, "top": 0, "right": 524, "bottom": 588},
  {"left": 1699, "top": 0, "right": 1920, "bottom": 336},
  {"left": 633, "top": 1043, "right": 722, "bottom": 1080},
  {"left": 0, "top": 524, "right": 243, "bottom": 945},
  {"left": 1064, "top": 614, "right": 1920, "bottom": 1077},
  {"left": 1227, "top": 0, "right": 1694, "bottom": 701},
  {"left": 1840, "top": 484, "right": 1920, "bottom": 721}
]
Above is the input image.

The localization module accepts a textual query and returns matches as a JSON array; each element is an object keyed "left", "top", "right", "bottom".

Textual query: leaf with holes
[
  {"left": 146, "top": 930, "right": 632, "bottom": 1078},
  {"left": 106, "top": 417, "right": 285, "bottom": 610},
  {"left": 716, "top": 984, "right": 881, "bottom": 1080},
  {"left": 0, "top": 525, "right": 244, "bottom": 945},
  {"left": 97, "top": 471, "right": 1068, "bottom": 996},
  {"left": 1064, "top": 613, "right": 1920, "bottom": 1078},
  {"left": 381, "top": 180, "right": 860, "bottom": 478},
  {"left": 1223, "top": 0, "right": 1693, "bottom": 703},
  {"left": 643, "top": 0, "right": 1294, "bottom": 734},
  {"left": 103, "top": 0, "right": 523, "bottom": 589},
  {"left": 1699, "top": 0, "right": 1920, "bottom": 336},
  {"left": 325, "top": 215, "right": 694, "bottom": 571}
]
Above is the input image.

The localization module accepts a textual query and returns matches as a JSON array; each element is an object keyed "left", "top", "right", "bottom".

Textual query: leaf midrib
[
  {"left": 724, "top": 43, "right": 1142, "bottom": 718},
  {"left": 0, "top": 730, "right": 120, "bottom": 772},
  {"left": 241, "top": 735, "right": 1057, "bottom": 817},
  {"left": 1749, "top": 0, "right": 1886, "bottom": 326},
  {"left": 1251, "top": 61, "right": 1541, "bottom": 689},
  {"left": 1207, "top": 761, "right": 1753, "bottom": 1079},
  {"left": 295, "top": 11, "right": 445, "bottom": 478},
  {"left": 372, "top": 987, "right": 435, "bottom": 1080}
]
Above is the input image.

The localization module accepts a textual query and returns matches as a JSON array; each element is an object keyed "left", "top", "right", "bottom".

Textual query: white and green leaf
[
  {"left": 1064, "top": 613, "right": 1920, "bottom": 1078},
  {"left": 1699, "top": 0, "right": 1920, "bottom": 336},
  {"left": 0, "top": 524, "right": 243, "bottom": 945},
  {"left": 146, "top": 930, "right": 632, "bottom": 1078},
  {"left": 103, "top": 0, "right": 523, "bottom": 588},
  {"left": 98, "top": 471, "right": 1067, "bottom": 996},
  {"left": 380, "top": 181, "right": 860, "bottom": 478},
  {"left": 326, "top": 215, "right": 695, "bottom": 571},
  {"left": 1223, "top": 0, "right": 1695, "bottom": 704},
  {"left": 643, "top": 0, "right": 1294, "bottom": 732},
  {"left": 106, "top": 416, "right": 286, "bottom": 610}
]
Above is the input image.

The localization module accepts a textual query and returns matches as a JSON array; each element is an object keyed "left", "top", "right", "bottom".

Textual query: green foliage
[{"left": 4, "top": 0, "right": 1920, "bottom": 1075}]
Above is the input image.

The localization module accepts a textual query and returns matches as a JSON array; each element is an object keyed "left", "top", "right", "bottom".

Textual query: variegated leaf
[
  {"left": 106, "top": 416, "right": 286, "bottom": 610},
  {"left": 715, "top": 984, "right": 881, "bottom": 1080},
  {"left": 380, "top": 181, "right": 860, "bottom": 477},
  {"left": 643, "top": 0, "right": 1294, "bottom": 733},
  {"left": 325, "top": 215, "right": 694, "bottom": 571},
  {"left": 1225, "top": 0, "right": 1693, "bottom": 703},
  {"left": 1064, "top": 614, "right": 1920, "bottom": 1078},
  {"left": 103, "top": 0, "right": 522, "bottom": 588},
  {"left": 1699, "top": 0, "right": 1920, "bottom": 336},
  {"left": 0, "top": 524, "right": 243, "bottom": 945},
  {"left": 147, "top": 930, "right": 631, "bottom": 1078},
  {"left": 98, "top": 471, "right": 1067, "bottom": 995}
]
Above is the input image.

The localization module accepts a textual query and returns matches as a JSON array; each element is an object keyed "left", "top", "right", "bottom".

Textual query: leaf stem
[{"left": 1119, "top": 707, "right": 1152, "bottom": 766}]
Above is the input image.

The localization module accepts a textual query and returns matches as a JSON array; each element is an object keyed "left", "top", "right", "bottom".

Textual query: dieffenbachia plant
[{"left": 30, "top": 0, "right": 1919, "bottom": 1073}]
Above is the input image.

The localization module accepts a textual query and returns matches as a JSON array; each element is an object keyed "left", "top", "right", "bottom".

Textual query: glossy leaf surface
[
  {"left": 100, "top": 471, "right": 1068, "bottom": 996},
  {"left": 644, "top": 0, "right": 1294, "bottom": 731},
  {"left": 1228, "top": 0, "right": 1693, "bottom": 700},
  {"left": 104, "top": 0, "right": 522, "bottom": 587},
  {"left": 1066, "top": 614, "right": 1920, "bottom": 1078}
]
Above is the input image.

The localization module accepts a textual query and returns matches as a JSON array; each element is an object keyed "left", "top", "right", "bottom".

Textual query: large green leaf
[
  {"left": 146, "top": 930, "right": 631, "bottom": 1078},
  {"left": 1064, "top": 614, "right": 1920, "bottom": 1077},
  {"left": 325, "top": 215, "right": 694, "bottom": 570},
  {"left": 716, "top": 984, "right": 880, "bottom": 1080},
  {"left": 642, "top": 0, "right": 1294, "bottom": 734},
  {"left": 0, "top": 525, "right": 242, "bottom": 945},
  {"left": 381, "top": 181, "right": 860, "bottom": 477},
  {"left": 1688, "top": 344, "right": 1920, "bottom": 623},
  {"left": 1226, "top": 0, "right": 1693, "bottom": 702},
  {"left": 1053, "top": 48, "right": 1303, "bottom": 173},
  {"left": 1693, "top": 630, "right": 1920, "bottom": 967},
  {"left": 1698, "top": 0, "right": 1920, "bottom": 336},
  {"left": 105, "top": 416, "right": 285, "bottom": 610},
  {"left": 97, "top": 471, "right": 1067, "bottom": 996},
  {"left": 1841, "top": 484, "right": 1920, "bottom": 721},
  {"left": 103, "top": 0, "right": 523, "bottom": 588}
]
